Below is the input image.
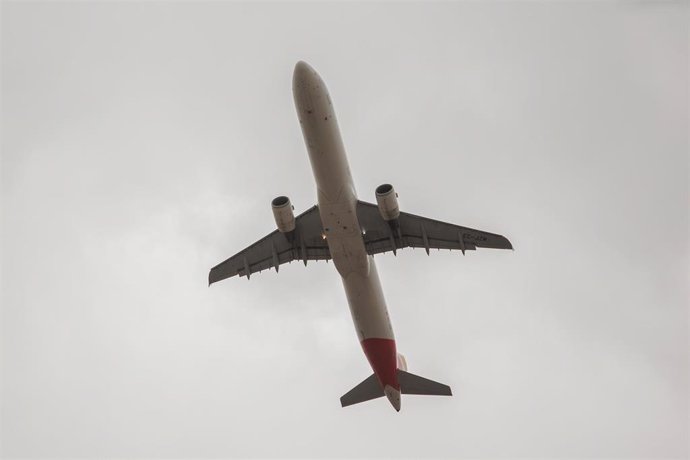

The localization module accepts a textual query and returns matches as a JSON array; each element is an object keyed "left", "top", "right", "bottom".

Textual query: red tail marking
[{"left": 361, "top": 338, "right": 399, "bottom": 390}]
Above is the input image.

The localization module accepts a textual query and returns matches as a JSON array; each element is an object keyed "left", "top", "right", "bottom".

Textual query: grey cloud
[{"left": 2, "top": 2, "right": 687, "bottom": 458}]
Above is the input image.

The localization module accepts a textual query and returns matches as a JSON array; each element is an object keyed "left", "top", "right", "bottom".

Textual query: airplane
[{"left": 209, "top": 61, "right": 513, "bottom": 412}]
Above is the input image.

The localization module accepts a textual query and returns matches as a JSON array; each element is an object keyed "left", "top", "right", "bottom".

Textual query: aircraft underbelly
[{"left": 342, "top": 259, "right": 395, "bottom": 341}]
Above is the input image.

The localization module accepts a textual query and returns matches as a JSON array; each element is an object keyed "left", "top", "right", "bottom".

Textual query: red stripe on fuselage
[{"left": 361, "top": 338, "right": 399, "bottom": 390}]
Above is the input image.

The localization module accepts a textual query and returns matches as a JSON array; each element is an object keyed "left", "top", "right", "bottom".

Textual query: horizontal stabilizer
[
  {"left": 340, "top": 370, "right": 452, "bottom": 408},
  {"left": 398, "top": 369, "right": 452, "bottom": 396},
  {"left": 340, "top": 374, "right": 384, "bottom": 407}
]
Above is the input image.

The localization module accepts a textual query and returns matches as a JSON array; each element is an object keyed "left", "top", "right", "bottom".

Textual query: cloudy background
[{"left": 2, "top": 2, "right": 687, "bottom": 458}]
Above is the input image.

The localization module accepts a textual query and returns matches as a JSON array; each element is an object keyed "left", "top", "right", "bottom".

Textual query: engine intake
[
  {"left": 375, "top": 183, "right": 400, "bottom": 221},
  {"left": 271, "top": 196, "right": 296, "bottom": 233}
]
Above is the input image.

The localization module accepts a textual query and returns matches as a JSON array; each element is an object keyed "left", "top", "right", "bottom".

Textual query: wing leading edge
[
  {"left": 356, "top": 200, "right": 512, "bottom": 256},
  {"left": 208, "top": 205, "right": 330, "bottom": 285}
]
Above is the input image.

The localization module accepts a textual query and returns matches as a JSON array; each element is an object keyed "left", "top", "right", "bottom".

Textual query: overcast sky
[{"left": 2, "top": 2, "right": 688, "bottom": 458}]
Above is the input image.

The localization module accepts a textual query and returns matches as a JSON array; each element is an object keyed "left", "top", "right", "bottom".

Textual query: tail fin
[
  {"left": 340, "top": 374, "right": 384, "bottom": 407},
  {"left": 398, "top": 370, "right": 452, "bottom": 396},
  {"left": 396, "top": 352, "right": 408, "bottom": 371},
  {"left": 340, "top": 370, "right": 452, "bottom": 408}
]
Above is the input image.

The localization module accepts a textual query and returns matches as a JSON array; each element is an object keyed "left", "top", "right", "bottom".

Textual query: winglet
[{"left": 208, "top": 268, "right": 218, "bottom": 287}]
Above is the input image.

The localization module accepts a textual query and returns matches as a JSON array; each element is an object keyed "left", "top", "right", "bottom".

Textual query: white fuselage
[
  {"left": 292, "top": 62, "right": 395, "bottom": 345},
  {"left": 293, "top": 63, "right": 402, "bottom": 411}
]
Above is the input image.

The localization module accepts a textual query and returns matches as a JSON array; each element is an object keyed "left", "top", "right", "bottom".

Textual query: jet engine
[
  {"left": 375, "top": 184, "right": 400, "bottom": 221},
  {"left": 271, "top": 196, "right": 296, "bottom": 233}
]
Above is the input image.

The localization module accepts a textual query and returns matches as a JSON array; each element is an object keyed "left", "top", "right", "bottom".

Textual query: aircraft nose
[
  {"left": 294, "top": 60, "right": 313, "bottom": 76},
  {"left": 293, "top": 60, "right": 318, "bottom": 90},
  {"left": 292, "top": 61, "right": 326, "bottom": 110}
]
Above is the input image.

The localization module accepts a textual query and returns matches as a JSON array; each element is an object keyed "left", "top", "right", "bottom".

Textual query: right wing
[
  {"left": 209, "top": 205, "right": 330, "bottom": 285},
  {"left": 356, "top": 200, "right": 512, "bottom": 256}
]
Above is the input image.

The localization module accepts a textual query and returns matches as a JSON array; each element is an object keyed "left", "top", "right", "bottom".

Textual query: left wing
[
  {"left": 209, "top": 205, "right": 330, "bottom": 285},
  {"left": 356, "top": 200, "right": 512, "bottom": 256}
]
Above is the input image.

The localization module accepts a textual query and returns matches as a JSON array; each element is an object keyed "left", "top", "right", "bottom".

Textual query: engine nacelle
[
  {"left": 375, "top": 183, "right": 400, "bottom": 221},
  {"left": 271, "top": 196, "right": 296, "bottom": 233}
]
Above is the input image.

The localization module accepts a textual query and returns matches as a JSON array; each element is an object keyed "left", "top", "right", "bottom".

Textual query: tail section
[{"left": 340, "top": 369, "right": 451, "bottom": 409}]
